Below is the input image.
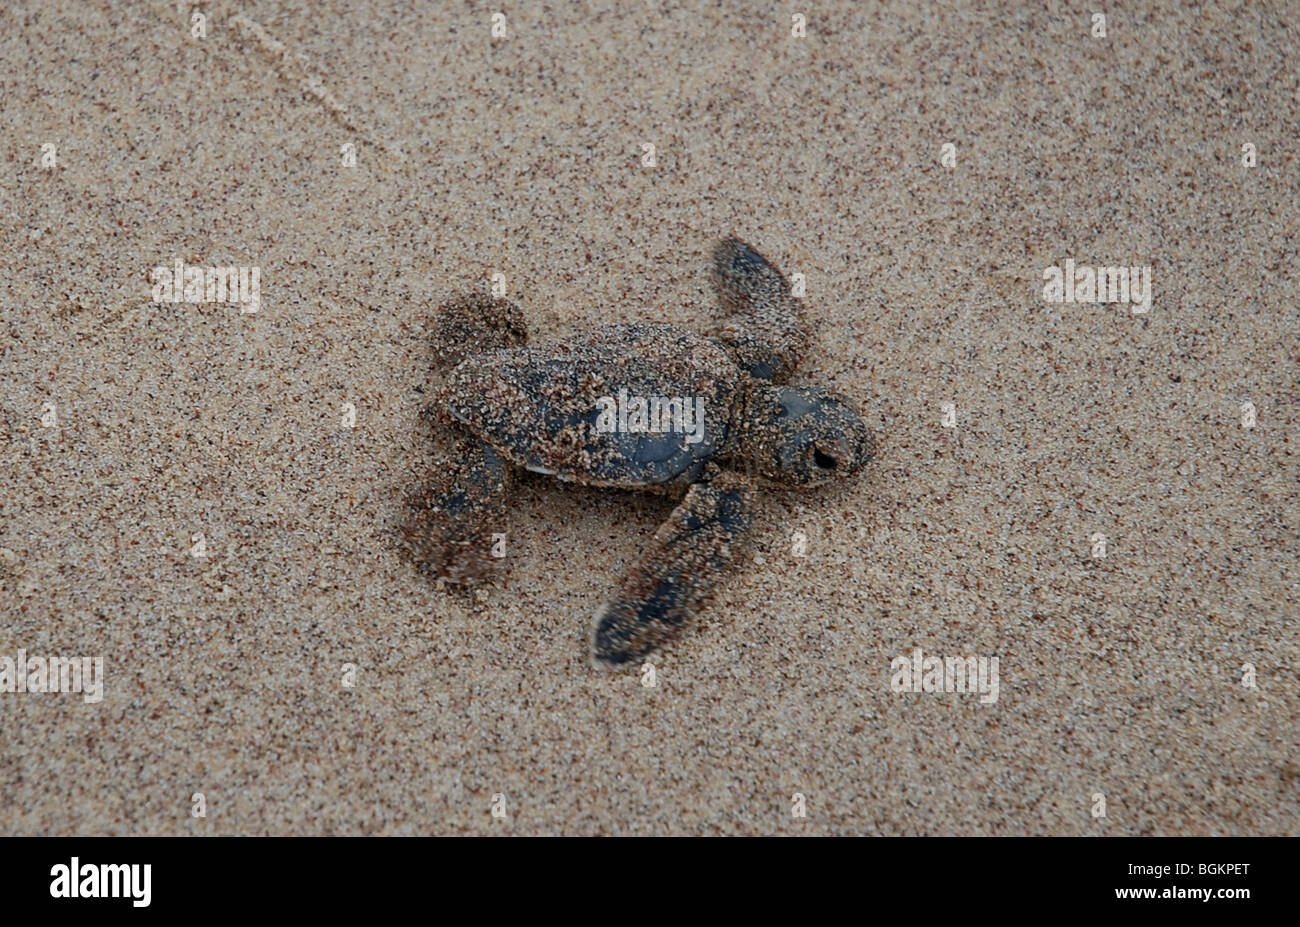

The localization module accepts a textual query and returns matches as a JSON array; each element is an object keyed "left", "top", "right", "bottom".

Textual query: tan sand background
[{"left": 1, "top": 0, "right": 1296, "bottom": 835}]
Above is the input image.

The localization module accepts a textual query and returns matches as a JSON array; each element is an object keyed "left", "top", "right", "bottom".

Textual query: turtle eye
[{"left": 812, "top": 448, "right": 838, "bottom": 470}]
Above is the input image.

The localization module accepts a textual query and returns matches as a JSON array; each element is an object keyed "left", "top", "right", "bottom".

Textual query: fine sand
[{"left": 1, "top": 0, "right": 1296, "bottom": 834}]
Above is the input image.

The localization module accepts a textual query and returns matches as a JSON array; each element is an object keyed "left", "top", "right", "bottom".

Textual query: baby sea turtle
[{"left": 412, "top": 238, "right": 874, "bottom": 668}]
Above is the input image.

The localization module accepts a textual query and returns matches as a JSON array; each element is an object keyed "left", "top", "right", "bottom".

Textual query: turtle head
[{"left": 744, "top": 386, "right": 874, "bottom": 488}]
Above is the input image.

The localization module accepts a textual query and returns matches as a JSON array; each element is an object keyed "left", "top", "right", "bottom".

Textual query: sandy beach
[{"left": 1, "top": 0, "right": 1296, "bottom": 834}]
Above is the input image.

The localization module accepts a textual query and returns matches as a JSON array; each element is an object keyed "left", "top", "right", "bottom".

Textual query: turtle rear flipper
[
  {"left": 405, "top": 428, "right": 513, "bottom": 583},
  {"left": 591, "top": 469, "right": 754, "bottom": 667},
  {"left": 433, "top": 294, "right": 528, "bottom": 370},
  {"left": 710, "top": 237, "right": 810, "bottom": 383}
]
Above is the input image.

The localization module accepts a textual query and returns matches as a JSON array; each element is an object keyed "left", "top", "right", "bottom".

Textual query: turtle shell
[{"left": 443, "top": 323, "right": 743, "bottom": 487}]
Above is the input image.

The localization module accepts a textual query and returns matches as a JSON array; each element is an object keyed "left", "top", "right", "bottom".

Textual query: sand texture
[{"left": 1, "top": 0, "right": 1297, "bottom": 835}]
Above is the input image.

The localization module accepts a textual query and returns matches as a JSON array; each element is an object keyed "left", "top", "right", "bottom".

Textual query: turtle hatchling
[{"left": 412, "top": 237, "right": 874, "bottom": 668}]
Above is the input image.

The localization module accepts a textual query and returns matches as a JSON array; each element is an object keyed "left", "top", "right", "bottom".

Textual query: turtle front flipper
[
  {"left": 591, "top": 469, "right": 754, "bottom": 667},
  {"left": 710, "top": 237, "right": 810, "bottom": 383},
  {"left": 405, "top": 428, "right": 513, "bottom": 584}
]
